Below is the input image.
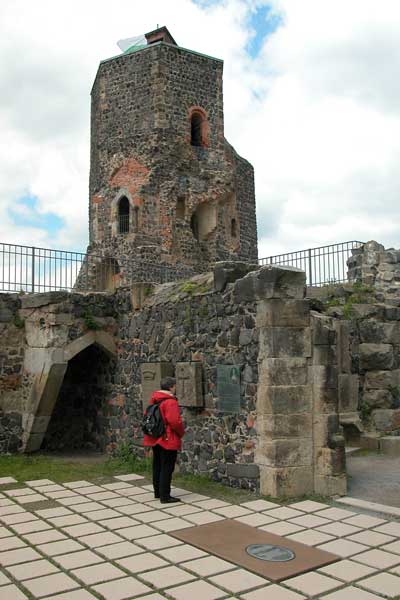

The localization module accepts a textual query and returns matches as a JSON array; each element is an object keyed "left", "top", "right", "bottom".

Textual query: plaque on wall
[
  {"left": 217, "top": 365, "right": 241, "bottom": 413},
  {"left": 140, "top": 362, "right": 174, "bottom": 409},
  {"left": 176, "top": 362, "right": 203, "bottom": 407}
]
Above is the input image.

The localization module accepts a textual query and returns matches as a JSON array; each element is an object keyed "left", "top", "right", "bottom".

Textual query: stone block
[
  {"left": 226, "top": 463, "right": 260, "bottom": 479},
  {"left": 371, "top": 409, "right": 395, "bottom": 431},
  {"left": 259, "top": 358, "right": 308, "bottom": 386},
  {"left": 257, "top": 385, "right": 312, "bottom": 415},
  {"left": 141, "top": 362, "right": 174, "bottom": 409},
  {"left": 359, "top": 321, "right": 400, "bottom": 345},
  {"left": 130, "top": 283, "right": 155, "bottom": 311},
  {"left": 315, "top": 445, "right": 346, "bottom": 478},
  {"left": 363, "top": 389, "right": 393, "bottom": 409},
  {"left": 359, "top": 343, "right": 394, "bottom": 371},
  {"left": 259, "top": 465, "right": 314, "bottom": 497},
  {"left": 314, "top": 474, "right": 347, "bottom": 497},
  {"left": 213, "top": 261, "right": 259, "bottom": 292},
  {"left": 359, "top": 432, "right": 380, "bottom": 450},
  {"left": 365, "top": 370, "right": 399, "bottom": 389},
  {"left": 338, "top": 374, "right": 359, "bottom": 412},
  {"left": 335, "top": 321, "right": 351, "bottom": 373},
  {"left": 313, "top": 386, "right": 339, "bottom": 414},
  {"left": 176, "top": 361, "right": 203, "bottom": 407},
  {"left": 313, "top": 414, "right": 340, "bottom": 447},
  {"left": 257, "top": 438, "right": 313, "bottom": 467},
  {"left": 350, "top": 304, "right": 385, "bottom": 320},
  {"left": 312, "top": 315, "right": 335, "bottom": 346},
  {"left": 21, "top": 292, "right": 69, "bottom": 309},
  {"left": 312, "top": 345, "right": 337, "bottom": 366},
  {"left": 311, "top": 365, "right": 338, "bottom": 389},
  {"left": 234, "top": 265, "right": 306, "bottom": 303},
  {"left": 259, "top": 327, "right": 311, "bottom": 359},
  {"left": 257, "top": 413, "right": 312, "bottom": 439},
  {"left": 256, "top": 299, "right": 310, "bottom": 328},
  {"left": 380, "top": 436, "right": 400, "bottom": 456}
]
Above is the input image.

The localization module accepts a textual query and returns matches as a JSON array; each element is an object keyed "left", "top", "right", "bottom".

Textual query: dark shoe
[
  {"left": 160, "top": 496, "right": 182, "bottom": 504},
  {"left": 154, "top": 494, "right": 160, "bottom": 499}
]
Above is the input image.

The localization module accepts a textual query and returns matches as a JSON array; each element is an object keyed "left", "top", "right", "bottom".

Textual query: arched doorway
[{"left": 41, "top": 344, "right": 115, "bottom": 452}]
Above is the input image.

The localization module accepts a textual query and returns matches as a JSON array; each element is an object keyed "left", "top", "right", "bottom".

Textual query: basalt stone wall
[
  {"left": 348, "top": 240, "right": 400, "bottom": 302},
  {"left": 88, "top": 41, "right": 257, "bottom": 281}
]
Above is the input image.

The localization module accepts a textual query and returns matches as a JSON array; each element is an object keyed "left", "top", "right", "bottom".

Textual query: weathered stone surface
[
  {"left": 260, "top": 358, "right": 308, "bottom": 386},
  {"left": 259, "top": 465, "right": 314, "bottom": 497},
  {"left": 257, "top": 414, "right": 312, "bottom": 439},
  {"left": 256, "top": 299, "right": 310, "bottom": 328},
  {"left": 359, "top": 321, "right": 400, "bottom": 344},
  {"left": 312, "top": 314, "right": 336, "bottom": 346},
  {"left": 257, "top": 439, "right": 313, "bottom": 467},
  {"left": 21, "top": 292, "right": 69, "bottom": 309},
  {"left": 259, "top": 327, "right": 311, "bottom": 359},
  {"left": 226, "top": 463, "right": 260, "bottom": 479},
  {"left": 312, "top": 365, "right": 338, "bottom": 389},
  {"left": 176, "top": 361, "right": 203, "bottom": 407},
  {"left": 338, "top": 374, "right": 359, "bottom": 412},
  {"left": 213, "top": 262, "right": 259, "bottom": 292},
  {"left": 257, "top": 385, "right": 312, "bottom": 415},
  {"left": 363, "top": 389, "right": 393, "bottom": 409},
  {"left": 371, "top": 409, "right": 396, "bottom": 431},
  {"left": 359, "top": 343, "right": 394, "bottom": 371},
  {"left": 234, "top": 266, "right": 306, "bottom": 303},
  {"left": 380, "top": 436, "right": 400, "bottom": 456},
  {"left": 365, "top": 370, "right": 400, "bottom": 389}
]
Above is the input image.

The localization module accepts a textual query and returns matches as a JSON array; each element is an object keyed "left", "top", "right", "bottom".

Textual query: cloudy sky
[{"left": 1, "top": 0, "right": 400, "bottom": 259}]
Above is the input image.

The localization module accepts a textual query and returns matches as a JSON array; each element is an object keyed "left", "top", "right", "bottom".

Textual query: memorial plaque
[
  {"left": 140, "top": 362, "right": 174, "bottom": 409},
  {"left": 246, "top": 544, "right": 295, "bottom": 562},
  {"left": 176, "top": 362, "right": 203, "bottom": 407},
  {"left": 217, "top": 365, "right": 241, "bottom": 413}
]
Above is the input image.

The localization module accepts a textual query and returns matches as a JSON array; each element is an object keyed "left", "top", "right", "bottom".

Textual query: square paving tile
[
  {"left": 5, "top": 488, "right": 36, "bottom": 497},
  {"left": 72, "top": 562, "right": 125, "bottom": 584},
  {"left": 0, "top": 506, "right": 26, "bottom": 518},
  {"left": 63, "top": 480, "right": 92, "bottom": 489},
  {"left": 16, "top": 493, "right": 47, "bottom": 504},
  {"left": 101, "top": 498, "right": 136, "bottom": 508},
  {"left": 2, "top": 512, "right": 37, "bottom": 525},
  {"left": 289, "top": 515, "right": 331, "bottom": 528},
  {"left": 382, "top": 540, "right": 400, "bottom": 554},
  {"left": 73, "top": 486, "right": 104, "bottom": 495},
  {"left": 38, "top": 539, "right": 85, "bottom": 556},
  {"left": 25, "top": 479, "right": 55, "bottom": 487},
  {"left": 46, "top": 591, "right": 97, "bottom": 600},
  {"left": 118, "top": 488, "right": 149, "bottom": 498},
  {"left": 78, "top": 532, "right": 123, "bottom": 548},
  {"left": 134, "top": 595, "right": 165, "bottom": 600},
  {"left": 343, "top": 514, "right": 387, "bottom": 529},
  {"left": 321, "top": 587, "right": 382, "bottom": 600},
  {"left": 92, "top": 576, "right": 151, "bottom": 599},
  {"left": 54, "top": 549, "right": 104, "bottom": 570},
  {"left": 184, "top": 512, "right": 225, "bottom": 526},
  {"left": 163, "top": 504, "right": 203, "bottom": 517},
  {"left": 152, "top": 517, "right": 193, "bottom": 532},
  {"left": 88, "top": 492, "right": 119, "bottom": 501},
  {"left": 0, "top": 477, "right": 17, "bottom": 485},
  {"left": 138, "top": 564, "right": 196, "bottom": 588},
  {"left": 213, "top": 506, "right": 252, "bottom": 518},
  {"left": 118, "top": 503, "right": 153, "bottom": 515},
  {"left": 59, "top": 496, "right": 89, "bottom": 506},
  {"left": 193, "top": 499, "right": 230, "bottom": 510},
  {"left": 167, "top": 579, "right": 227, "bottom": 600},
  {"left": 288, "top": 530, "right": 335, "bottom": 546},
  {"left": 135, "top": 510, "right": 173, "bottom": 523},
  {"left": 6, "top": 558, "right": 59, "bottom": 580},
  {"left": 0, "top": 584, "right": 28, "bottom": 599},
  {"left": 116, "top": 524, "right": 159, "bottom": 539},
  {"left": 63, "top": 522, "right": 105, "bottom": 537},
  {"left": 100, "top": 516, "right": 139, "bottom": 530},
  {"left": 357, "top": 572, "right": 400, "bottom": 597},
  {"left": 183, "top": 555, "right": 235, "bottom": 576},
  {"left": 242, "top": 585, "right": 306, "bottom": 599},
  {"left": 34, "top": 485, "right": 64, "bottom": 494},
  {"left": 0, "top": 536, "right": 26, "bottom": 551},
  {"left": 84, "top": 508, "right": 120, "bottom": 521},
  {"left": 236, "top": 513, "right": 278, "bottom": 528},
  {"left": 96, "top": 541, "right": 145, "bottom": 560},
  {"left": 35, "top": 508, "right": 72, "bottom": 519},
  {"left": 139, "top": 534, "right": 184, "bottom": 550},
  {"left": 210, "top": 568, "right": 266, "bottom": 593},
  {"left": 259, "top": 522, "right": 305, "bottom": 536},
  {"left": 48, "top": 515, "right": 88, "bottom": 527},
  {"left": 317, "top": 538, "right": 369, "bottom": 557},
  {"left": 0, "top": 499, "right": 14, "bottom": 507},
  {"left": 23, "top": 529, "right": 67, "bottom": 545},
  {"left": 314, "top": 507, "right": 356, "bottom": 521},
  {"left": 285, "top": 571, "right": 341, "bottom": 595},
  {"left": 352, "top": 548, "right": 400, "bottom": 569},
  {"left": 0, "top": 547, "right": 41, "bottom": 565},
  {"left": 316, "top": 522, "right": 361, "bottom": 537},
  {"left": 102, "top": 482, "right": 134, "bottom": 491},
  {"left": 46, "top": 490, "right": 78, "bottom": 499},
  {"left": 115, "top": 474, "right": 144, "bottom": 481},
  {"left": 22, "top": 572, "right": 79, "bottom": 597},
  {"left": 117, "top": 552, "right": 168, "bottom": 573},
  {"left": 347, "top": 530, "right": 395, "bottom": 547},
  {"left": 264, "top": 507, "right": 305, "bottom": 520},
  {"left": 0, "top": 570, "right": 10, "bottom": 584},
  {"left": 240, "top": 500, "right": 280, "bottom": 511},
  {"left": 0, "top": 526, "right": 12, "bottom": 538},
  {"left": 74, "top": 502, "right": 113, "bottom": 513},
  {"left": 374, "top": 521, "right": 400, "bottom": 537},
  {"left": 319, "top": 558, "right": 377, "bottom": 582},
  {"left": 289, "top": 500, "right": 330, "bottom": 513},
  {"left": 12, "top": 519, "right": 52, "bottom": 534},
  {"left": 157, "top": 544, "right": 207, "bottom": 563}
]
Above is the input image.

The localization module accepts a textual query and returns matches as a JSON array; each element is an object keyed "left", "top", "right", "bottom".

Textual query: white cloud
[{"left": 1, "top": 0, "right": 400, "bottom": 262}]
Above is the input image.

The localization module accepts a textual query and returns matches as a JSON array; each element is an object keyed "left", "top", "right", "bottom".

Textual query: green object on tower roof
[{"left": 124, "top": 44, "right": 147, "bottom": 55}]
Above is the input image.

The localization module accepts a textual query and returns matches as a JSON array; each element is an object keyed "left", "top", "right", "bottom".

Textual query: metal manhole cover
[{"left": 246, "top": 544, "right": 296, "bottom": 562}]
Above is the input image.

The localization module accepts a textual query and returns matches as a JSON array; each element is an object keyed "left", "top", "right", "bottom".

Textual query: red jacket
[{"left": 143, "top": 390, "right": 185, "bottom": 450}]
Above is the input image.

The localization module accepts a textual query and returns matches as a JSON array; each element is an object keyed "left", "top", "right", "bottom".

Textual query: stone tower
[{"left": 88, "top": 26, "right": 258, "bottom": 284}]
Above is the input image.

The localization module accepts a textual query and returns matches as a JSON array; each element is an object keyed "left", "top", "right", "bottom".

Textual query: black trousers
[{"left": 152, "top": 444, "right": 177, "bottom": 500}]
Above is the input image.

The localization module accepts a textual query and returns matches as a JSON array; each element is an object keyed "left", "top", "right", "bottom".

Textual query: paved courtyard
[{"left": 1, "top": 474, "right": 400, "bottom": 599}]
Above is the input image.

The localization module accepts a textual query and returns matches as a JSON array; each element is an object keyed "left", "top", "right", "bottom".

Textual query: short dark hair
[{"left": 160, "top": 376, "right": 176, "bottom": 391}]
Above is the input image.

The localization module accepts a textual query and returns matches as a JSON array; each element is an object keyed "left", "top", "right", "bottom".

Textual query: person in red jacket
[{"left": 143, "top": 376, "right": 185, "bottom": 503}]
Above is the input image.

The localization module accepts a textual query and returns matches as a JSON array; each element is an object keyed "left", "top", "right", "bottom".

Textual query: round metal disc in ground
[{"left": 246, "top": 544, "right": 296, "bottom": 562}]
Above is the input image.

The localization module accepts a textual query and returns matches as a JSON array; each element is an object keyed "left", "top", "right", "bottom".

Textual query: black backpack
[{"left": 142, "top": 400, "right": 166, "bottom": 438}]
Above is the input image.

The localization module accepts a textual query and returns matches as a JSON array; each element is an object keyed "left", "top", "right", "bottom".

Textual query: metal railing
[
  {"left": 259, "top": 241, "right": 364, "bottom": 286},
  {"left": 0, "top": 243, "right": 196, "bottom": 293}
]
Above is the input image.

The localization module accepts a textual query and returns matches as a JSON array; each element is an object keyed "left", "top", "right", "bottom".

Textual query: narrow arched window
[
  {"left": 190, "top": 213, "right": 199, "bottom": 240},
  {"left": 231, "top": 218, "right": 237, "bottom": 238},
  {"left": 191, "top": 113, "right": 203, "bottom": 146},
  {"left": 176, "top": 197, "right": 185, "bottom": 219},
  {"left": 118, "top": 197, "right": 130, "bottom": 234},
  {"left": 133, "top": 206, "right": 139, "bottom": 232}
]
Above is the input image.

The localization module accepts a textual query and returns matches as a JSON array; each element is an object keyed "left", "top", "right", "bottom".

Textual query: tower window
[
  {"left": 176, "top": 197, "right": 185, "bottom": 219},
  {"left": 118, "top": 196, "right": 130, "bottom": 234},
  {"left": 191, "top": 113, "right": 203, "bottom": 146},
  {"left": 231, "top": 218, "right": 238, "bottom": 238}
]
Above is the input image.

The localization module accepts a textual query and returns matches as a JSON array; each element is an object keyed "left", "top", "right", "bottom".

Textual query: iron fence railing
[
  {"left": 0, "top": 243, "right": 196, "bottom": 293},
  {"left": 259, "top": 241, "right": 364, "bottom": 286}
]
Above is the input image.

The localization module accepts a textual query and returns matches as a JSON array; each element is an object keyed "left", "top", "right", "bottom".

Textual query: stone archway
[{"left": 22, "top": 331, "right": 117, "bottom": 452}]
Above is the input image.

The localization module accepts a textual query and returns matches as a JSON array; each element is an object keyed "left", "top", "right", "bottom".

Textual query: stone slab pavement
[
  {"left": 346, "top": 452, "right": 400, "bottom": 509},
  {"left": 1, "top": 473, "right": 400, "bottom": 599}
]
